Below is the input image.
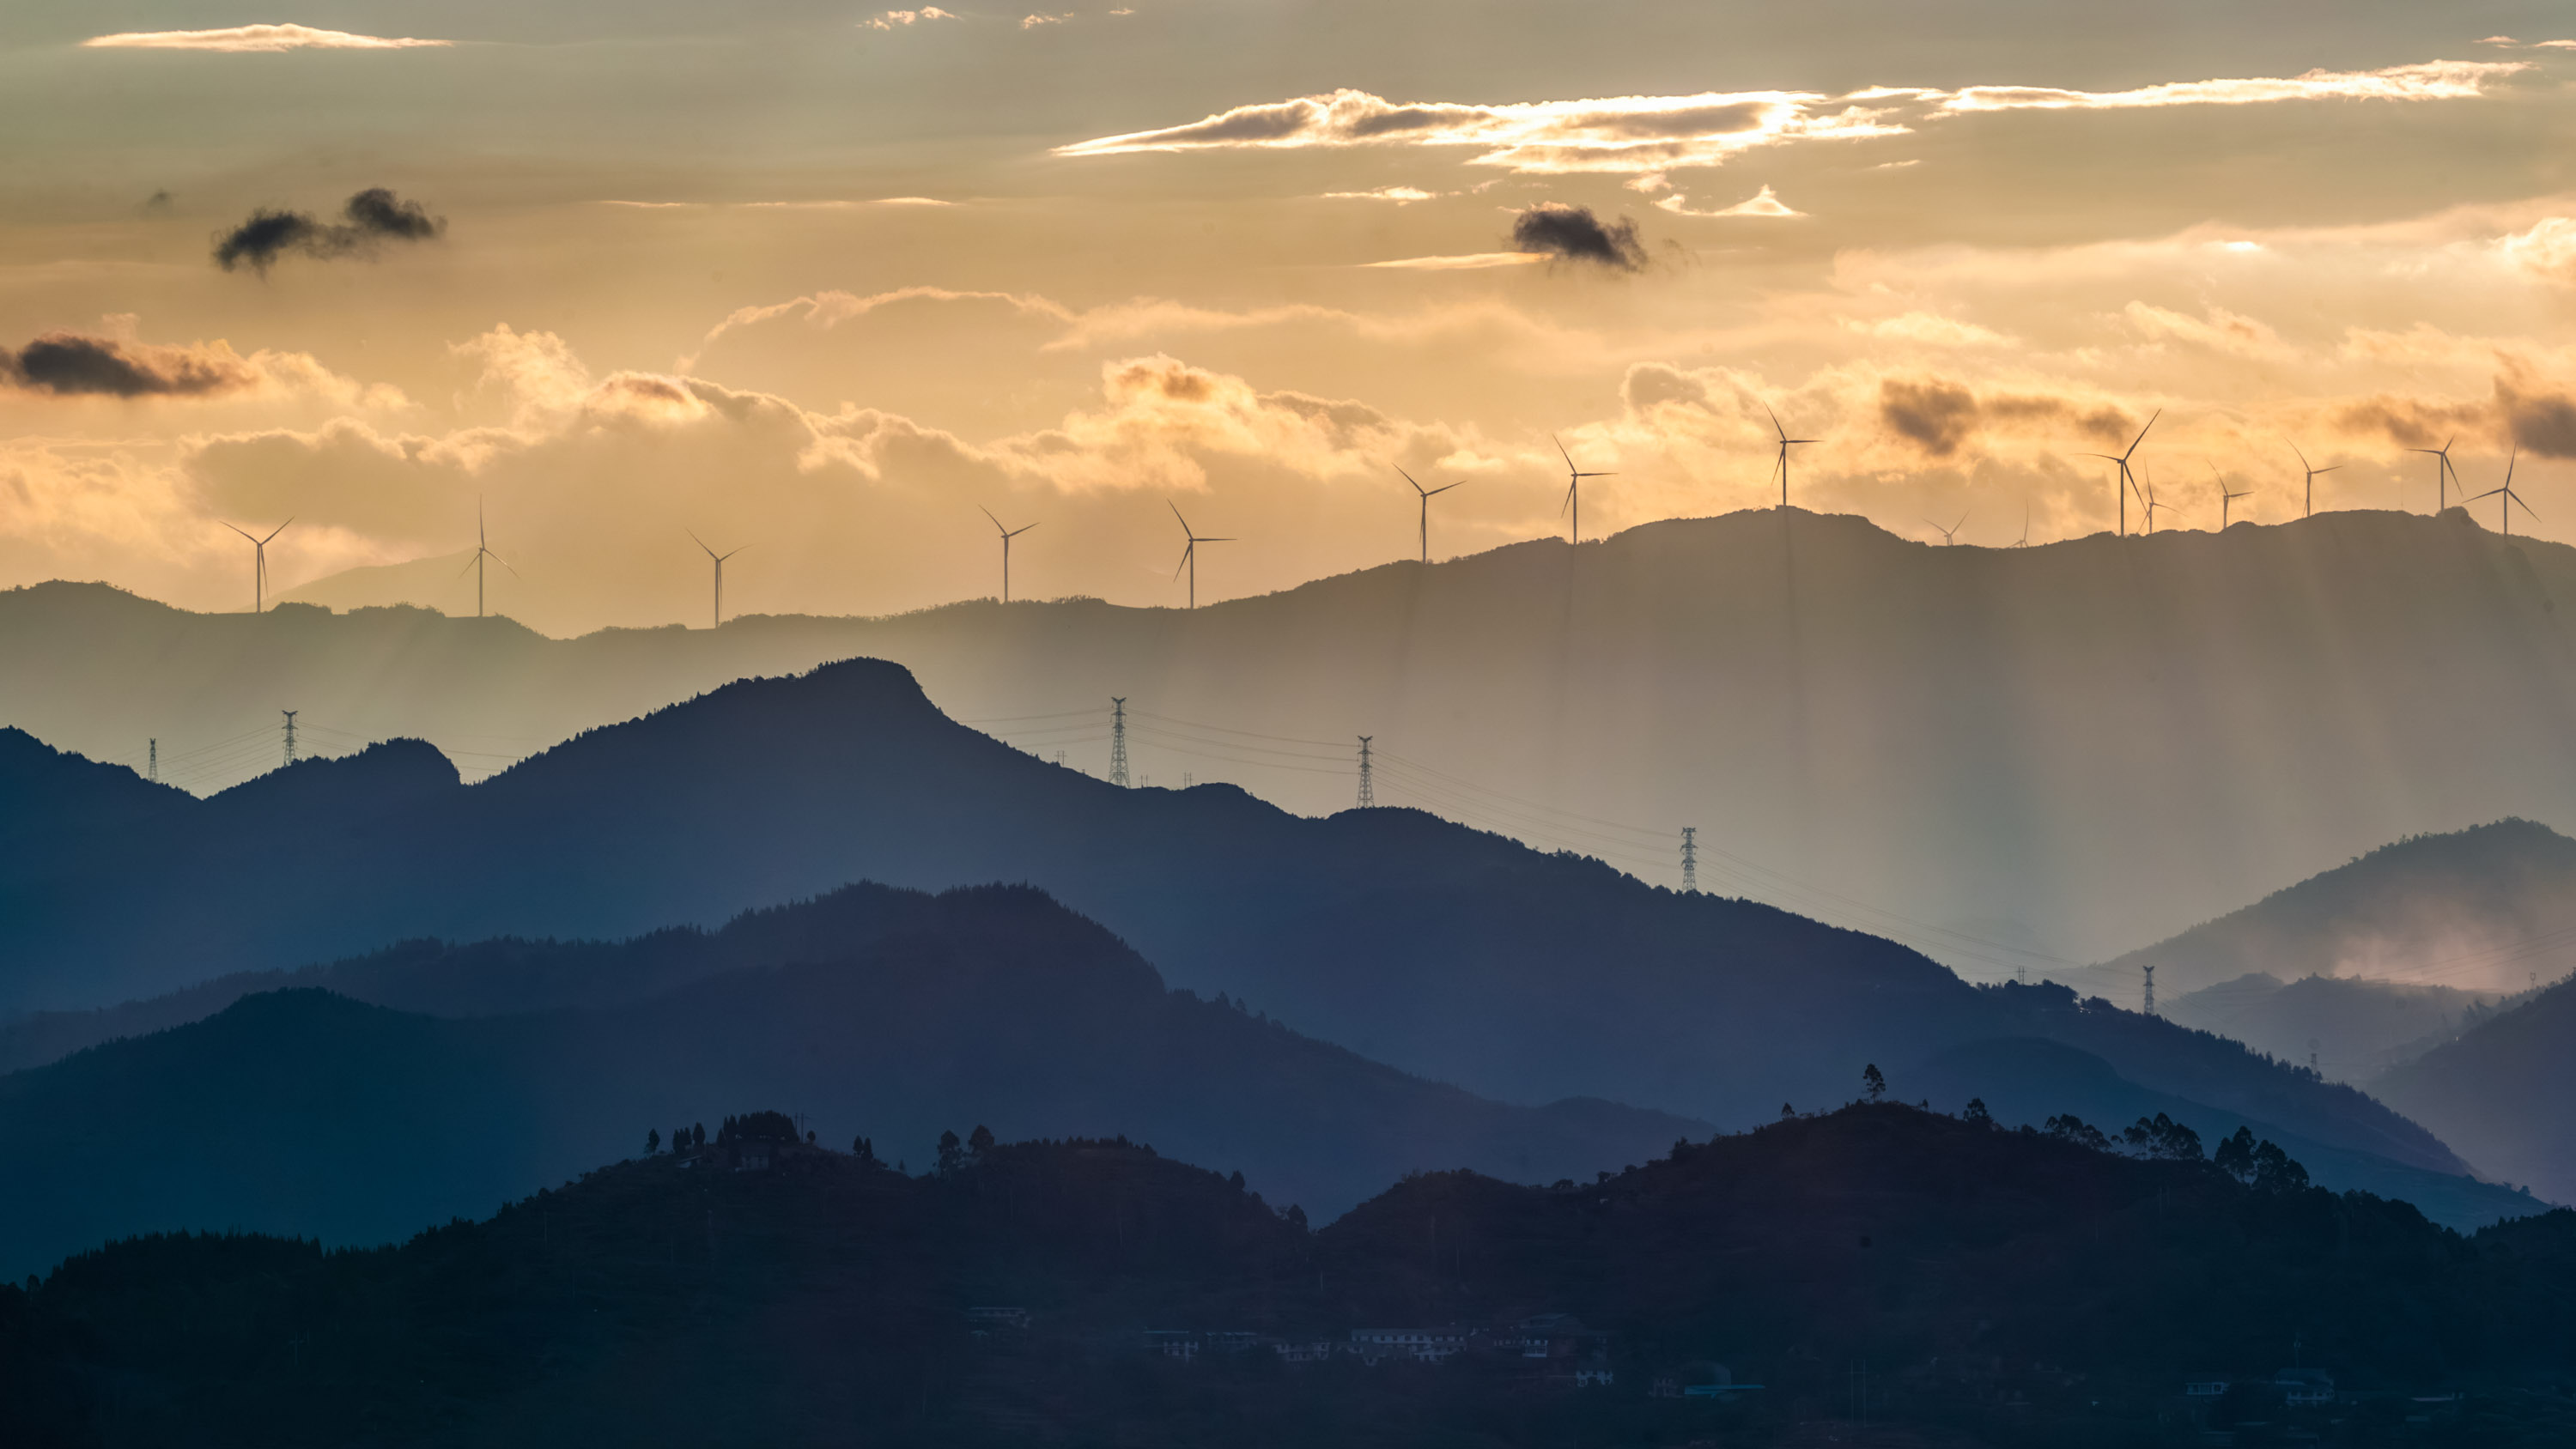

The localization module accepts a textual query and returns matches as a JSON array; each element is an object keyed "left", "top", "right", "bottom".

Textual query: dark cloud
[
  {"left": 141, "top": 190, "right": 173, "bottom": 215},
  {"left": 1510, "top": 203, "right": 1647, "bottom": 271},
  {"left": 2498, "top": 370, "right": 2576, "bottom": 460},
  {"left": 2330, "top": 394, "right": 2491, "bottom": 450},
  {"left": 1880, "top": 378, "right": 2132, "bottom": 458},
  {"left": 213, "top": 187, "right": 446, "bottom": 274},
  {"left": 0, "top": 332, "right": 257, "bottom": 397}
]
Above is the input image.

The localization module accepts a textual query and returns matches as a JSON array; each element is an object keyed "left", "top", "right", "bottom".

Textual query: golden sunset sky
[{"left": 5, "top": 2, "right": 2576, "bottom": 631}]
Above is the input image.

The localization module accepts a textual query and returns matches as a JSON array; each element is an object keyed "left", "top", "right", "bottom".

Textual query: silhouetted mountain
[
  {"left": 2096, "top": 819, "right": 2576, "bottom": 1003},
  {"left": 0, "top": 658, "right": 2492, "bottom": 1222},
  {"left": 2160, "top": 972, "right": 2520, "bottom": 1083},
  {"left": 0, "top": 883, "right": 1703, "bottom": 1278},
  {"left": 2373, "top": 973, "right": 2576, "bottom": 1204},
  {"left": 9, "top": 1105, "right": 2575, "bottom": 1449},
  {"left": 18, "top": 506, "right": 2576, "bottom": 964}
]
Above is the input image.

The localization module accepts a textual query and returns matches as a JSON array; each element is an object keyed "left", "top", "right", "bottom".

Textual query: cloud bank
[
  {"left": 0, "top": 334, "right": 258, "bottom": 398},
  {"left": 1059, "top": 60, "right": 2526, "bottom": 176},
  {"left": 82, "top": 24, "right": 451, "bottom": 52}
]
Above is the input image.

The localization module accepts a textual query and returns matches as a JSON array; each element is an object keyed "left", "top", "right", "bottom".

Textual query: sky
[{"left": 4, "top": 1, "right": 2576, "bottom": 633}]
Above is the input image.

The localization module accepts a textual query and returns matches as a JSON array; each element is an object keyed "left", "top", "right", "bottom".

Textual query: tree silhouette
[
  {"left": 967, "top": 1125, "right": 995, "bottom": 1158},
  {"left": 1862, "top": 1064, "right": 1887, "bottom": 1101},
  {"left": 1963, "top": 1097, "right": 1991, "bottom": 1127},
  {"left": 645, "top": 1128, "right": 660, "bottom": 1155},
  {"left": 937, "top": 1130, "right": 964, "bottom": 1175}
]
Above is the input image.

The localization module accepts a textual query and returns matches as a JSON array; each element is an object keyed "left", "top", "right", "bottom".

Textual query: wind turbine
[
  {"left": 220, "top": 518, "right": 293, "bottom": 614},
  {"left": 2466, "top": 446, "right": 2538, "bottom": 537},
  {"left": 2141, "top": 467, "right": 2176, "bottom": 535},
  {"left": 455, "top": 497, "right": 517, "bottom": 618},
  {"left": 2408, "top": 436, "right": 2461, "bottom": 512},
  {"left": 1553, "top": 437, "right": 1613, "bottom": 543},
  {"left": 2085, "top": 409, "right": 2159, "bottom": 537},
  {"left": 1923, "top": 510, "right": 1968, "bottom": 546},
  {"left": 2292, "top": 444, "right": 2338, "bottom": 519},
  {"left": 1169, "top": 501, "right": 1231, "bottom": 609},
  {"left": 1765, "top": 405, "right": 1817, "bottom": 510},
  {"left": 1397, "top": 465, "right": 1464, "bottom": 563},
  {"left": 979, "top": 506, "right": 1038, "bottom": 603},
  {"left": 2211, "top": 464, "right": 2251, "bottom": 530},
  {"left": 689, "top": 530, "right": 745, "bottom": 628},
  {"left": 2009, "top": 501, "right": 2032, "bottom": 548}
]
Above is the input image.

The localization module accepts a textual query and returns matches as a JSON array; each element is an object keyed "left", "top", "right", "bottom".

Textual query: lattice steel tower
[
  {"left": 1109, "top": 698, "right": 1129, "bottom": 787},
  {"left": 282, "top": 710, "right": 298, "bottom": 767},
  {"left": 1356, "top": 736, "right": 1375, "bottom": 808},
  {"left": 1680, "top": 827, "right": 1698, "bottom": 893}
]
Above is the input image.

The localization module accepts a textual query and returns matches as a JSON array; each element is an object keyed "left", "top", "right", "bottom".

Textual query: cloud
[
  {"left": 213, "top": 188, "right": 446, "bottom": 274},
  {"left": 1933, "top": 60, "right": 2526, "bottom": 113},
  {"left": 2499, "top": 366, "right": 2576, "bottom": 459},
  {"left": 1875, "top": 377, "right": 2136, "bottom": 458},
  {"left": 0, "top": 333, "right": 258, "bottom": 398},
  {"left": 1841, "top": 312, "right": 2015, "bottom": 348},
  {"left": 1022, "top": 13, "right": 1067, "bottom": 27},
  {"left": 1361, "top": 252, "right": 1548, "bottom": 270},
  {"left": 1058, "top": 61, "right": 2521, "bottom": 178},
  {"left": 1510, "top": 203, "right": 1647, "bottom": 270},
  {"left": 82, "top": 24, "right": 450, "bottom": 52},
  {"left": 863, "top": 8, "right": 956, "bottom": 28},
  {"left": 1322, "top": 186, "right": 1441, "bottom": 204},
  {"left": 2117, "top": 301, "right": 2293, "bottom": 361},
  {"left": 2500, "top": 216, "right": 2576, "bottom": 284},
  {"left": 1655, "top": 184, "right": 1802, "bottom": 219}
]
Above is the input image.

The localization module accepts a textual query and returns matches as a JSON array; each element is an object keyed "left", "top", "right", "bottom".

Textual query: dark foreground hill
[
  {"left": 0, "top": 883, "right": 1701, "bottom": 1280},
  {"left": 2374, "top": 973, "right": 2576, "bottom": 1204},
  {"left": 8, "top": 1106, "right": 2576, "bottom": 1449},
  {"left": 0, "top": 659, "right": 2513, "bottom": 1217}
]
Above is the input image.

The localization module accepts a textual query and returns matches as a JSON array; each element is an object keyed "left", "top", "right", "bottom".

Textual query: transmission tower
[
  {"left": 1356, "top": 736, "right": 1375, "bottom": 808},
  {"left": 1680, "top": 827, "right": 1698, "bottom": 893},
  {"left": 148, "top": 738, "right": 157, "bottom": 784},
  {"left": 1109, "top": 697, "right": 1129, "bottom": 787},
  {"left": 2141, "top": 963, "right": 2155, "bottom": 1017},
  {"left": 281, "top": 710, "right": 298, "bottom": 767}
]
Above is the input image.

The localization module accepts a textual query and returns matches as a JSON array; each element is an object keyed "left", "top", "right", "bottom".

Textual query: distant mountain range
[
  {"left": 0, "top": 882, "right": 1704, "bottom": 1280},
  {"left": 15, "top": 506, "right": 2576, "bottom": 964},
  {"left": 0, "top": 656, "right": 2524, "bottom": 1228},
  {"left": 11, "top": 1104, "right": 2576, "bottom": 1449},
  {"left": 2097, "top": 820, "right": 2576, "bottom": 1003},
  {"left": 2373, "top": 973, "right": 2576, "bottom": 1204},
  {"left": 2161, "top": 973, "right": 2524, "bottom": 1083}
]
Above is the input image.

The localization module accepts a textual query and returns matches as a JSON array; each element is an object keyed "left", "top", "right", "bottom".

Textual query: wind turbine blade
[
  {"left": 2315, "top": 465, "right": 2342, "bottom": 476},
  {"left": 497, "top": 557, "right": 521, "bottom": 578},
  {"left": 1169, "top": 500, "right": 1192, "bottom": 534},
  {"left": 2124, "top": 408, "right": 2160, "bottom": 458},
  {"left": 259, "top": 518, "right": 295, "bottom": 545},
  {"left": 688, "top": 529, "right": 718, "bottom": 560},
  {"left": 1555, "top": 435, "right": 1576, "bottom": 470},
  {"left": 1425, "top": 482, "right": 1463, "bottom": 497},
  {"left": 456, "top": 555, "right": 481, "bottom": 580},
  {"left": 981, "top": 505, "right": 1005, "bottom": 533},
  {"left": 1173, "top": 543, "right": 1192, "bottom": 580},
  {"left": 1009, "top": 523, "right": 1038, "bottom": 538},
  {"left": 1764, "top": 403, "right": 1786, "bottom": 442},
  {"left": 1396, "top": 464, "right": 1424, "bottom": 495},
  {"left": 221, "top": 521, "right": 257, "bottom": 542}
]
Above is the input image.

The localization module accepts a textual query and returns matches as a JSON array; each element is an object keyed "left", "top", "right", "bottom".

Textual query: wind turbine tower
[
  {"left": 1169, "top": 502, "right": 1232, "bottom": 609},
  {"left": 689, "top": 530, "right": 746, "bottom": 628},
  {"left": 2293, "top": 445, "right": 2338, "bottom": 519},
  {"left": 1356, "top": 736, "right": 1375, "bottom": 809},
  {"left": 2408, "top": 437, "right": 2462, "bottom": 512},
  {"left": 2466, "top": 447, "right": 2538, "bottom": 537},
  {"left": 1397, "top": 466, "right": 1464, "bottom": 562},
  {"left": 458, "top": 497, "right": 516, "bottom": 618},
  {"left": 2212, "top": 465, "right": 2251, "bottom": 529},
  {"left": 221, "top": 518, "right": 294, "bottom": 613},
  {"left": 1553, "top": 437, "right": 1613, "bottom": 543},
  {"left": 1765, "top": 406, "right": 1816, "bottom": 510},
  {"left": 2085, "top": 410, "right": 2158, "bottom": 537},
  {"left": 980, "top": 506, "right": 1038, "bottom": 603}
]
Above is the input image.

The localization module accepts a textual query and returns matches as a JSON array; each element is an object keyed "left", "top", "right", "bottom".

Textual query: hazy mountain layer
[
  {"left": 0, "top": 659, "right": 2480, "bottom": 1202},
  {"left": 0, "top": 882, "right": 1704, "bottom": 1279},
  {"left": 2373, "top": 975, "right": 2576, "bottom": 1205},
  {"left": 2160, "top": 973, "right": 2524, "bottom": 1083},
  {"left": 2096, "top": 819, "right": 2576, "bottom": 1003},
  {"left": 16, "top": 506, "right": 2576, "bottom": 964}
]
